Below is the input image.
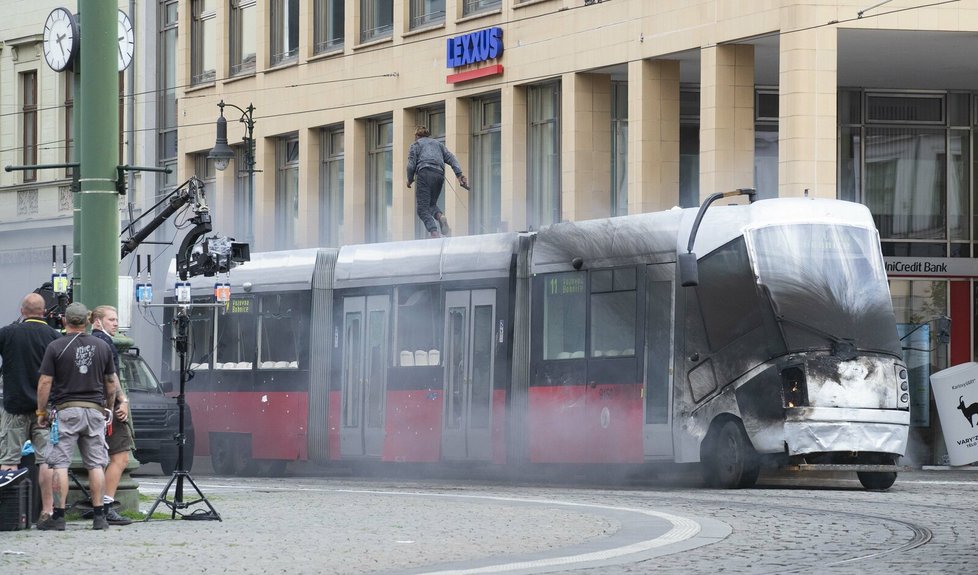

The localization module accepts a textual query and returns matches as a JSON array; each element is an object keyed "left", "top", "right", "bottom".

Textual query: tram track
[
  {"left": 392, "top": 478, "right": 941, "bottom": 574},
  {"left": 569, "top": 488, "right": 940, "bottom": 575}
]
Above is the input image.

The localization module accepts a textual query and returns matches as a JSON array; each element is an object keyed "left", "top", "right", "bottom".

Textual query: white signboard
[
  {"left": 884, "top": 257, "right": 978, "bottom": 278},
  {"left": 118, "top": 276, "right": 134, "bottom": 331},
  {"left": 930, "top": 362, "right": 978, "bottom": 466}
]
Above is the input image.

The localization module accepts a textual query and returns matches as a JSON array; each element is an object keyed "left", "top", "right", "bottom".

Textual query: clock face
[
  {"left": 42, "top": 8, "right": 78, "bottom": 72},
  {"left": 118, "top": 10, "right": 135, "bottom": 72}
]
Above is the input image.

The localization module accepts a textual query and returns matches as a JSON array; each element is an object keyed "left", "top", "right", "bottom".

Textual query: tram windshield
[{"left": 748, "top": 223, "right": 901, "bottom": 355}]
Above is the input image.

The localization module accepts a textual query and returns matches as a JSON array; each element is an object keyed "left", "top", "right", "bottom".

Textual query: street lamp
[{"left": 208, "top": 100, "right": 256, "bottom": 243}]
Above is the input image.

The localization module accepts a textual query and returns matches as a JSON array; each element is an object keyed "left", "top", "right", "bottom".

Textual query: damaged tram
[{"left": 164, "top": 194, "right": 909, "bottom": 489}]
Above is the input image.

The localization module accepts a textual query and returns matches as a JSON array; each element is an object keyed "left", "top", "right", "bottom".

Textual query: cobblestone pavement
[{"left": 0, "top": 469, "right": 975, "bottom": 575}]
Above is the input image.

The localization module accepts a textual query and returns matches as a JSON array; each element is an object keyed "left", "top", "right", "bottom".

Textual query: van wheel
[{"left": 703, "top": 420, "right": 760, "bottom": 489}]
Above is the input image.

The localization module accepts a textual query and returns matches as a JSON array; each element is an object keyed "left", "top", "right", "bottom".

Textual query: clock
[
  {"left": 42, "top": 7, "right": 79, "bottom": 72},
  {"left": 117, "top": 9, "right": 134, "bottom": 72}
]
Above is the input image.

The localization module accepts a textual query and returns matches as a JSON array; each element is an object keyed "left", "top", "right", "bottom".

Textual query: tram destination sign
[{"left": 884, "top": 257, "right": 978, "bottom": 278}]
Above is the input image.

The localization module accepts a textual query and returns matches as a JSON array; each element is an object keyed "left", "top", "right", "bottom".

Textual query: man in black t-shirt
[
  {"left": 36, "top": 302, "right": 119, "bottom": 531},
  {"left": 0, "top": 293, "right": 60, "bottom": 516}
]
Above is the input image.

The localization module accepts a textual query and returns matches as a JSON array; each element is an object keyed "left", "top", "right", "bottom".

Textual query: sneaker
[
  {"left": 92, "top": 515, "right": 109, "bottom": 530},
  {"left": 36, "top": 515, "right": 66, "bottom": 531},
  {"left": 105, "top": 508, "right": 132, "bottom": 526},
  {"left": 438, "top": 214, "right": 452, "bottom": 237},
  {"left": 0, "top": 468, "right": 28, "bottom": 488}
]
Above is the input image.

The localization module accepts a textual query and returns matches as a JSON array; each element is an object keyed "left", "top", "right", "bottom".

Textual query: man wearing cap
[{"left": 35, "top": 302, "right": 119, "bottom": 531}]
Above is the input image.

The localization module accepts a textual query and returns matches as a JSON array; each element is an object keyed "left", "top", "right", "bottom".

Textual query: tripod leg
[
  {"left": 142, "top": 471, "right": 180, "bottom": 520},
  {"left": 66, "top": 469, "right": 92, "bottom": 512},
  {"left": 180, "top": 473, "right": 222, "bottom": 521}
]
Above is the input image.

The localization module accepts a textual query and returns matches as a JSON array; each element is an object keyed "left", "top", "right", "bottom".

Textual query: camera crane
[
  {"left": 37, "top": 176, "right": 250, "bottom": 327},
  {"left": 121, "top": 175, "right": 249, "bottom": 281}
]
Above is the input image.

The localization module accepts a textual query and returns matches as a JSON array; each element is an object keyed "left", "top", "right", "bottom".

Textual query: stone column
[
  {"left": 501, "top": 84, "right": 526, "bottom": 233},
  {"left": 562, "top": 72, "right": 612, "bottom": 222},
  {"left": 779, "top": 26, "right": 837, "bottom": 198},
  {"left": 699, "top": 44, "right": 755, "bottom": 200},
  {"left": 628, "top": 58, "right": 680, "bottom": 213}
]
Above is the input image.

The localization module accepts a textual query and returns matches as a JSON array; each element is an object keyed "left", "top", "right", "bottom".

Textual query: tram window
[
  {"left": 188, "top": 303, "right": 215, "bottom": 368},
  {"left": 215, "top": 297, "right": 257, "bottom": 369},
  {"left": 590, "top": 268, "right": 637, "bottom": 358},
  {"left": 397, "top": 285, "right": 440, "bottom": 365},
  {"left": 696, "top": 240, "right": 762, "bottom": 352},
  {"left": 258, "top": 293, "right": 309, "bottom": 369},
  {"left": 543, "top": 272, "right": 586, "bottom": 360}
]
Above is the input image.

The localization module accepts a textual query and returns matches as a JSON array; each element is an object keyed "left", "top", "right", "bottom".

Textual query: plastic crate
[{"left": 0, "top": 478, "right": 32, "bottom": 531}]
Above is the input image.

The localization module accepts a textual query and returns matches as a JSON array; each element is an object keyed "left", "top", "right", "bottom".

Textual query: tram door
[
  {"left": 441, "top": 289, "right": 496, "bottom": 460},
  {"left": 644, "top": 264, "right": 674, "bottom": 458},
  {"left": 340, "top": 295, "right": 389, "bottom": 457}
]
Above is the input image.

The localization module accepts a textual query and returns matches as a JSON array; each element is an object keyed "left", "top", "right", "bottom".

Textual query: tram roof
[
  {"left": 532, "top": 198, "right": 877, "bottom": 274},
  {"left": 676, "top": 197, "right": 878, "bottom": 257},
  {"left": 333, "top": 233, "right": 521, "bottom": 288},
  {"left": 531, "top": 209, "right": 684, "bottom": 274},
  {"left": 164, "top": 248, "right": 324, "bottom": 296}
]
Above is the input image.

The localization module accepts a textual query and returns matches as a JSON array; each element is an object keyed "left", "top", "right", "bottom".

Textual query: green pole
[
  {"left": 72, "top": 67, "right": 82, "bottom": 303},
  {"left": 78, "top": 0, "right": 119, "bottom": 310}
]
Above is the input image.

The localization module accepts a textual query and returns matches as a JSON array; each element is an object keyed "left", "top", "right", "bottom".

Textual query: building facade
[
  {"left": 4, "top": 0, "right": 978, "bottom": 465},
  {"left": 0, "top": 1, "right": 165, "bottom": 370}
]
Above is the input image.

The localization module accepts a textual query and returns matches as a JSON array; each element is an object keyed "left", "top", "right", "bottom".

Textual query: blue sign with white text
[{"left": 446, "top": 27, "right": 503, "bottom": 68}]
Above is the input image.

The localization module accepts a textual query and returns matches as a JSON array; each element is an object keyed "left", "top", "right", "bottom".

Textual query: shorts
[
  {"left": 106, "top": 412, "right": 135, "bottom": 455},
  {"left": 0, "top": 409, "right": 50, "bottom": 465},
  {"left": 46, "top": 407, "right": 109, "bottom": 470}
]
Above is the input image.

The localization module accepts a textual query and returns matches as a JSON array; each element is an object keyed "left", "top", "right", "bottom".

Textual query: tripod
[{"left": 145, "top": 309, "right": 221, "bottom": 521}]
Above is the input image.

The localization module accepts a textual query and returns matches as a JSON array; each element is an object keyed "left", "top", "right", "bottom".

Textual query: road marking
[
  {"left": 138, "top": 480, "right": 713, "bottom": 573},
  {"left": 418, "top": 502, "right": 699, "bottom": 574}
]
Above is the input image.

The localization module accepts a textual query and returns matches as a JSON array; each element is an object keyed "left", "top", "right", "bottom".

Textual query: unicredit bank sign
[
  {"left": 884, "top": 257, "right": 978, "bottom": 278},
  {"left": 446, "top": 27, "right": 503, "bottom": 84}
]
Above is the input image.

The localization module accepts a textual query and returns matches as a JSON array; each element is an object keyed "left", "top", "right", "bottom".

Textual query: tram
[{"left": 162, "top": 193, "right": 910, "bottom": 489}]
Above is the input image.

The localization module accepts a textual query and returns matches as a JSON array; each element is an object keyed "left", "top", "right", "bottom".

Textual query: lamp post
[{"left": 208, "top": 100, "right": 256, "bottom": 245}]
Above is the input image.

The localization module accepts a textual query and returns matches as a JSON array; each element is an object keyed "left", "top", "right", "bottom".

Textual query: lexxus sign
[{"left": 446, "top": 27, "right": 503, "bottom": 84}]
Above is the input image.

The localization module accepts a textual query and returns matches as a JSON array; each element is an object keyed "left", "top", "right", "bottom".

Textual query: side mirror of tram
[{"left": 679, "top": 252, "right": 699, "bottom": 287}]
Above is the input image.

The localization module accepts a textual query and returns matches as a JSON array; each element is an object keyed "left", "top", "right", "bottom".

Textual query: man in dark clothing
[
  {"left": 35, "top": 302, "right": 119, "bottom": 531},
  {"left": 0, "top": 293, "right": 60, "bottom": 515},
  {"left": 87, "top": 305, "right": 132, "bottom": 525},
  {"left": 406, "top": 126, "right": 467, "bottom": 238}
]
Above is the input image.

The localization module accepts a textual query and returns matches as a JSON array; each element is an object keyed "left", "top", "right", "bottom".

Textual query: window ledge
[
  {"left": 185, "top": 81, "right": 216, "bottom": 94},
  {"left": 403, "top": 22, "right": 446, "bottom": 39},
  {"left": 267, "top": 58, "right": 298, "bottom": 73},
  {"left": 513, "top": 0, "right": 551, "bottom": 9},
  {"left": 354, "top": 36, "right": 393, "bottom": 51},
  {"left": 224, "top": 71, "right": 256, "bottom": 85},
  {"left": 457, "top": 8, "right": 502, "bottom": 24},
  {"left": 309, "top": 48, "right": 345, "bottom": 63}
]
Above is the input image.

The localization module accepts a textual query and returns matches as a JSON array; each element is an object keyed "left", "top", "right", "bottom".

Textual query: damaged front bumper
[{"left": 784, "top": 406, "right": 910, "bottom": 456}]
